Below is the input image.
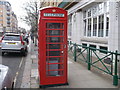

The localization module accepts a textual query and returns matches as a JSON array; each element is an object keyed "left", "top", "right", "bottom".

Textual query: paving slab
[{"left": 67, "top": 58, "right": 117, "bottom": 88}]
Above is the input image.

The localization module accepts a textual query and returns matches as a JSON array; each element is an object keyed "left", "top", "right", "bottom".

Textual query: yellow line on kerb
[{"left": 14, "top": 57, "right": 24, "bottom": 87}]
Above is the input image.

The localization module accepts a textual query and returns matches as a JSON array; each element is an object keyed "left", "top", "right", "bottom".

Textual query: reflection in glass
[
  {"left": 47, "top": 64, "right": 64, "bottom": 70},
  {"left": 106, "top": 14, "right": 109, "bottom": 36},
  {"left": 46, "top": 70, "right": 63, "bottom": 76},
  {"left": 46, "top": 57, "right": 64, "bottom": 63},
  {"left": 46, "top": 30, "right": 64, "bottom": 36},
  {"left": 47, "top": 51, "right": 61, "bottom": 56},
  {"left": 46, "top": 44, "right": 61, "bottom": 49},
  {"left": 87, "top": 18, "right": 91, "bottom": 37},
  {"left": 47, "top": 23, "right": 64, "bottom": 29},
  {"left": 46, "top": 37, "right": 64, "bottom": 43},
  {"left": 98, "top": 15, "right": 104, "bottom": 37},
  {"left": 93, "top": 17, "right": 97, "bottom": 36}
]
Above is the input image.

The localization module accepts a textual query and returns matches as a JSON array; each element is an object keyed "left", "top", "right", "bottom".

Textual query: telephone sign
[{"left": 44, "top": 13, "right": 65, "bottom": 17}]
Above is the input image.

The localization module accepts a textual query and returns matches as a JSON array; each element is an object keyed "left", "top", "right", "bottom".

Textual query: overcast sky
[{"left": 8, "top": 0, "right": 31, "bottom": 30}]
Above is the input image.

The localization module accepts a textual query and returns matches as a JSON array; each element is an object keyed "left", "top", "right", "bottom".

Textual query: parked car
[
  {"left": 1, "top": 33, "right": 28, "bottom": 56},
  {"left": 0, "top": 64, "right": 14, "bottom": 89},
  {"left": 24, "top": 35, "right": 29, "bottom": 45}
]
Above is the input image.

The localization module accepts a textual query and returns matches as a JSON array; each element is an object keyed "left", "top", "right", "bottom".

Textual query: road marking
[
  {"left": 14, "top": 57, "right": 24, "bottom": 87},
  {"left": 19, "top": 57, "right": 24, "bottom": 68}
]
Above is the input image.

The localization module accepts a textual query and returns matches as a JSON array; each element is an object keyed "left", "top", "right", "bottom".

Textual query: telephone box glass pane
[
  {"left": 49, "top": 64, "right": 64, "bottom": 70},
  {"left": 46, "top": 57, "right": 64, "bottom": 63},
  {"left": 46, "top": 51, "right": 64, "bottom": 56},
  {"left": 46, "top": 23, "right": 64, "bottom": 29},
  {"left": 46, "top": 44, "right": 61, "bottom": 49},
  {"left": 46, "top": 37, "right": 64, "bottom": 43},
  {"left": 46, "top": 64, "right": 64, "bottom": 70},
  {"left": 46, "top": 70, "right": 63, "bottom": 76},
  {"left": 46, "top": 51, "right": 60, "bottom": 56},
  {"left": 46, "top": 30, "right": 64, "bottom": 36}
]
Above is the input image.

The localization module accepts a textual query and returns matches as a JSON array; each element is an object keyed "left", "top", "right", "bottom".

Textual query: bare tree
[{"left": 21, "top": 0, "right": 40, "bottom": 45}]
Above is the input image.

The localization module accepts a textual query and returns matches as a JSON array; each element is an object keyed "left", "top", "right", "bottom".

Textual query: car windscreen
[{"left": 3, "top": 35, "right": 20, "bottom": 41}]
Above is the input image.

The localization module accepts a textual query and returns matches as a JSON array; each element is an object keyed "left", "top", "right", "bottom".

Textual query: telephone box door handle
[{"left": 64, "top": 45, "right": 66, "bottom": 48}]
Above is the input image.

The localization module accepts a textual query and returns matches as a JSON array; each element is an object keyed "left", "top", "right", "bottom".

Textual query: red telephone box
[{"left": 38, "top": 7, "right": 68, "bottom": 87}]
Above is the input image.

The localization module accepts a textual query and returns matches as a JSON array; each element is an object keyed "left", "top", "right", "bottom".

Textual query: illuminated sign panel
[{"left": 44, "top": 13, "right": 64, "bottom": 17}]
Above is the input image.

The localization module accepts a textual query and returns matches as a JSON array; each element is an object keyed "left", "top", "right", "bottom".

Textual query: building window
[
  {"left": 98, "top": 3, "right": 104, "bottom": 14},
  {"left": 73, "top": 14, "right": 76, "bottom": 22},
  {"left": 99, "top": 46, "right": 108, "bottom": 54},
  {"left": 0, "top": 1, "right": 3, "bottom": 5},
  {"left": 93, "top": 17, "right": 97, "bottom": 36},
  {"left": 92, "top": 6, "right": 97, "bottom": 16},
  {"left": 83, "top": 1, "right": 109, "bottom": 37},
  {"left": 0, "top": 24, "right": 3, "bottom": 26},
  {"left": 106, "top": 14, "right": 109, "bottom": 36},
  {"left": 87, "top": 18, "right": 91, "bottom": 37},
  {"left": 88, "top": 10, "right": 91, "bottom": 17},
  {"left": 98, "top": 15, "right": 104, "bottom": 37},
  {"left": 0, "top": 14, "right": 3, "bottom": 17},
  {"left": 84, "top": 20, "right": 86, "bottom": 36},
  {"left": 89, "top": 44, "right": 96, "bottom": 51},
  {"left": 106, "top": 1, "right": 109, "bottom": 12},
  {"left": 83, "top": 11, "right": 86, "bottom": 18},
  {"left": 82, "top": 43, "right": 87, "bottom": 48}
]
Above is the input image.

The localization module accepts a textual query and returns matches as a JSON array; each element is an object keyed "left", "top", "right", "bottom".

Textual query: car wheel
[
  {"left": 22, "top": 49, "right": 27, "bottom": 56},
  {"left": 2, "top": 52, "right": 5, "bottom": 56},
  {"left": 22, "top": 51, "right": 26, "bottom": 56},
  {"left": 25, "top": 47, "right": 28, "bottom": 53},
  {"left": 11, "top": 82, "right": 14, "bottom": 90}
]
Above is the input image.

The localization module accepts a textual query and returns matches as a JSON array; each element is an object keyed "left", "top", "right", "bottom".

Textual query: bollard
[
  {"left": 70, "top": 41, "right": 72, "bottom": 45},
  {"left": 113, "top": 50, "right": 118, "bottom": 86},
  {"left": 87, "top": 47, "right": 91, "bottom": 70},
  {"left": 74, "top": 43, "right": 77, "bottom": 62}
]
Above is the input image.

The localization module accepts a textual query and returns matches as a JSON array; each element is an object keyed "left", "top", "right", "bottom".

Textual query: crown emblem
[{"left": 52, "top": 9, "right": 56, "bottom": 12}]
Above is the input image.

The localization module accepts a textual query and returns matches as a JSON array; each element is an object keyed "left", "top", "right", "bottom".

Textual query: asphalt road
[{"left": 0, "top": 48, "right": 28, "bottom": 88}]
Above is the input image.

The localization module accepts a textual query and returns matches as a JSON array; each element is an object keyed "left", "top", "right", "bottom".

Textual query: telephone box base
[{"left": 39, "top": 83, "right": 69, "bottom": 88}]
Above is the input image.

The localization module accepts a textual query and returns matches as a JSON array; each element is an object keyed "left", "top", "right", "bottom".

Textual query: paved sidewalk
[{"left": 21, "top": 42, "right": 119, "bottom": 88}]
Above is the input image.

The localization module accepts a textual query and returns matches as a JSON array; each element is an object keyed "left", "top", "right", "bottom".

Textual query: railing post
[
  {"left": 113, "top": 50, "right": 118, "bottom": 86},
  {"left": 74, "top": 43, "right": 77, "bottom": 62},
  {"left": 70, "top": 41, "right": 72, "bottom": 45},
  {"left": 87, "top": 47, "right": 91, "bottom": 70}
]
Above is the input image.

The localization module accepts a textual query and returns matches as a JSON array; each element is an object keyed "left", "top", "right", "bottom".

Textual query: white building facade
[{"left": 67, "top": 0, "right": 120, "bottom": 52}]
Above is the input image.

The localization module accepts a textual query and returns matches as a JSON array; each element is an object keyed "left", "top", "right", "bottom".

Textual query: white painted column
[
  {"left": 108, "top": 2, "right": 119, "bottom": 51},
  {"left": 71, "top": 11, "right": 83, "bottom": 45},
  {"left": 118, "top": 2, "right": 120, "bottom": 52},
  {"left": 71, "top": 13, "right": 76, "bottom": 43},
  {"left": 75, "top": 11, "right": 82, "bottom": 44}
]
